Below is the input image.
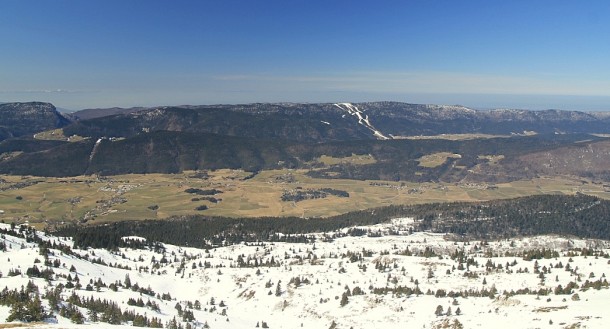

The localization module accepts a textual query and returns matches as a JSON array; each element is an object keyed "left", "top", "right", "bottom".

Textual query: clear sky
[{"left": 1, "top": 0, "right": 610, "bottom": 111}]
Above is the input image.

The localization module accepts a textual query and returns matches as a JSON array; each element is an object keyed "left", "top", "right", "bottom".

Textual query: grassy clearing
[
  {"left": 396, "top": 133, "right": 509, "bottom": 140},
  {"left": 33, "top": 128, "right": 88, "bottom": 142},
  {"left": 0, "top": 151, "right": 23, "bottom": 161},
  {"left": 33, "top": 128, "right": 67, "bottom": 141},
  {"left": 316, "top": 154, "right": 376, "bottom": 165},
  {"left": 0, "top": 170, "right": 607, "bottom": 227},
  {"left": 394, "top": 132, "right": 537, "bottom": 140},
  {"left": 417, "top": 152, "right": 461, "bottom": 168}
]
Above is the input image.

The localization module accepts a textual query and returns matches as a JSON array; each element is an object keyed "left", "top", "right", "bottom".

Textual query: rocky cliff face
[{"left": 0, "top": 102, "right": 71, "bottom": 141}]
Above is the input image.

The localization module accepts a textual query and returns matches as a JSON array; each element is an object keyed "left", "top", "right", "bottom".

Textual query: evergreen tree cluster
[
  {"left": 0, "top": 282, "right": 47, "bottom": 323},
  {"left": 281, "top": 188, "right": 349, "bottom": 202},
  {"left": 415, "top": 194, "right": 610, "bottom": 240}
]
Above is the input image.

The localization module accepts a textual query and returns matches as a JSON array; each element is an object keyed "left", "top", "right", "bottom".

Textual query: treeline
[
  {"left": 54, "top": 194, "right": 610, "bottom": 249},
  {"left": 56, "top": 205, "right": 410, "bottom": 249}
]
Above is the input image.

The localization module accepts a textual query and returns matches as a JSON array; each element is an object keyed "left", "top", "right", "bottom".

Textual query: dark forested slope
[
  {"left": 56, "top": 194, "right": 610, "bottom": 249},
  {"left": 0, "top": 131, "right": 605, "bottom": 182}
]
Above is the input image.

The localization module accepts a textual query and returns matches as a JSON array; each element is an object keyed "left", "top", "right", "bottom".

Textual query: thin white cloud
[
  {"left": 0, "top": 89, "right": 80, "bottom": 94},
  {"left": 212, "top": 71, "right": 610, "bottom": 97}
]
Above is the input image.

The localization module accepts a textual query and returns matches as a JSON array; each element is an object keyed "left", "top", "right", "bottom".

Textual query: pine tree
[
  {"left": 70, "top": 309, "right": 85, "bottom": 324},
  {"left": 275, "top": 281, "right": 282, "bottom": 296},
  {"left": 340, "top": 292, "right": 349, "bottom": 307},
  {"left": 435, "top": 305, "right": 444, "bottom": 316},
  {"left": 124, "top": 274, "right": 132, "bottom": 289},
  {"left": 167, "top": 316, "right": 179, "bottom": 329},
  {"left": 6, "top": 301, "right": 27, "bottom": 322},
  {"left": 88, "top": 308, "right": 99, "bottom": 322},
  {"left": 7, "top": 295, "right": 47, "bottom": 322}
]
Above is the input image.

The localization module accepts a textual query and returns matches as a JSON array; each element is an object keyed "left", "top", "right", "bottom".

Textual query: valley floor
[{"left": 2, "top": 170, "right": 609, "bottom": 227}]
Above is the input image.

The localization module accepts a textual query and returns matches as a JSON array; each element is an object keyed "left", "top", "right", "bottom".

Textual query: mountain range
[
  {"left": 64, "top": 102, "right": 610, "bottom": 142},
  {"left": 1, "top": 101, "right": 610, "bottom": 181}
]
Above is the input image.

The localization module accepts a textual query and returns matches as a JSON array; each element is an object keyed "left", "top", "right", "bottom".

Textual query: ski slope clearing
[
  {"left": 334, "top": 103, "right": 389, "bottom": 140},
  {"left": 0, "top": 221, "right": 609, "bottom": 329}
]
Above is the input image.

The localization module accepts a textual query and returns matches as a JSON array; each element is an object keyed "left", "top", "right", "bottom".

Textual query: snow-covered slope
[{"left": 1, "top": 222, "right": 609, "bottom": 328}]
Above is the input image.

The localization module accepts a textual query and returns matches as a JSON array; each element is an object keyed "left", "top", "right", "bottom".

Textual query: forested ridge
[
  {"left": 55, "top": 194, "right": 610, "bottom": 249},
  {"left": 1, "top": 131, "right": 604, "bottom": 183},
  {"left": 3, "top": 101, "right": 610, "bottom": 182},
  {"left": 65, "top": 102, "right": 610, "bottom": 140}
]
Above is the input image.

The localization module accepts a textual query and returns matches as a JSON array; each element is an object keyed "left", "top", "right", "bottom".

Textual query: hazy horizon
[
  {"left": 5, "top": 93, "right": 610, "bottom": 113},
  {"left": 2, "top": 1, "right": 610, "bottom": 111}
]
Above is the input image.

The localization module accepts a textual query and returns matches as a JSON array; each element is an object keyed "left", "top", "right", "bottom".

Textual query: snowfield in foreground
[{"left": 1, "top": 220, "right": 609, "bottom": 329}]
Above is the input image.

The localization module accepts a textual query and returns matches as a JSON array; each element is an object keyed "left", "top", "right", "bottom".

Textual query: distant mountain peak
[{"left": 0, "top": 102, "right": 71, "bottom": 142}]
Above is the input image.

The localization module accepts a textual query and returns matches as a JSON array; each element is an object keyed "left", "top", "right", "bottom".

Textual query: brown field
[
  {"left": 0, "top": 169, "right": 608, "bottom": 228},
  {"left": 393, "top": 132, "right": 537, "bottom": 140},
  {"left": 33, "top": 128, "right": 89, "bottom": 142},
  {"left": 0, "top": 323, "right": 47, "bottom": 328},
  {"left": 316, "top": 154, "right": 376, "bottom": 165}
]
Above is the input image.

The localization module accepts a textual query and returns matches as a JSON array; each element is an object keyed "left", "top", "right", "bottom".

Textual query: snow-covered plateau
[{"left": 0, "top": 221, "right": 609, "bottom": 329}]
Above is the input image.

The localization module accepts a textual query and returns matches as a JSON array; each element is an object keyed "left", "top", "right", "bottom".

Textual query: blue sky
[{"left": 1, "top": 0, "right": 610, "bottom": 110}]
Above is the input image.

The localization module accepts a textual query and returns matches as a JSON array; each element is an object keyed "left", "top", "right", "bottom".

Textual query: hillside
[
  {"left": 0, "top": 102, "right": 71, "bottom": 142},
  {"left": 65, "top": 105, "right": 373, "bottom": 143},
  {"left": 2, "top": 101, "right": 610, "bottom": 183},
  {"left": 69, "top": 106, "right": 151, "bottom": 120},
  {"left": 55, "top": 194, "right": 610, "bottom": 246},
  {"left": 1, "top": 201, "right": 610, "bottom": 328},
  {"left": 65, "top": 102, "right": 610, "bottom": 143},
  {"left": 1, "top": 129, "right": 608, "bottom": 183}
]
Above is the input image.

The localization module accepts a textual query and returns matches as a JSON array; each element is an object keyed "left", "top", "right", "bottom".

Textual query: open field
[
  {"left": 316, "top": 154, "right": 376, "bottom": 165},
  {"left": 393, "top": 132, "right": 536, "bottom": 140},
  {"left": 0, "top": 169, "right": 609, "bottom": 228},
  {"left": 417, "top": 152, "right": 462, "bottom": 168},
  {"left": 33, "top": 128, "right": 88, "bottom": 142}
]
